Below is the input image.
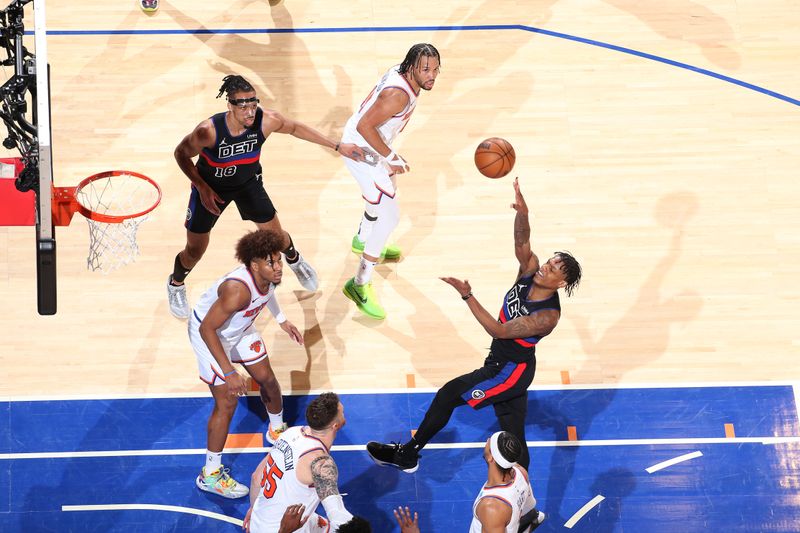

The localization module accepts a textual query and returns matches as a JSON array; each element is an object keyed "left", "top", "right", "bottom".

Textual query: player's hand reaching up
[
  {"left": 394, "top": 506, "right": 420, "bottom": 533},
  {"left": 280, "top": 320, "right": 304, "bottom": 345},
  {"left": 511, "top": 177, "right": 528, "bottom": 215},
  {"left": 440, "top": 277, "right": 472, "bottom": 299},
  {"left": 277, "top": 504, "right": 308, "bottom": 533}
]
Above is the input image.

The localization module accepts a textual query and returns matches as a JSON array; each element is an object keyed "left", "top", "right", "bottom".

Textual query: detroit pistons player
[
  {"left": 367, "top": 177, "right": 582, "bottom": 473},
  {"left": 167, "top": 74, "right": 364, "bottom": 319},
  {"left": 341, "top": 43, "right": 441, "bottom": 320}
]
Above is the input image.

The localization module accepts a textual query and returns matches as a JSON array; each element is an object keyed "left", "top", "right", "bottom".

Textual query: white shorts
[
  {"left": 188, "top": 315, "right": 268, "bottom": 386},
  {"left": 343, "top": 154, "right": 396, "bottom": 205}
]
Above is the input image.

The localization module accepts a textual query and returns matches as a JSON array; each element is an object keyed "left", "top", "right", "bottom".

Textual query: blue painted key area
[{"left": 1, "top": 385, "right": 798, "bottom": 531}]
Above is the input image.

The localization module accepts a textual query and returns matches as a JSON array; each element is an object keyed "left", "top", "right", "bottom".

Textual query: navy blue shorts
[
  {"left": 458, "top": 352, "right": 536, "bottom": 410},
  {"left": 184, "top": 174, "right": 276, "bottom": 233}
]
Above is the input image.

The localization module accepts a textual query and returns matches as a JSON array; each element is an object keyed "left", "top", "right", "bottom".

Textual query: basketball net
[{"left": 74, "top": 172, "right": 161, "bottom": 273}]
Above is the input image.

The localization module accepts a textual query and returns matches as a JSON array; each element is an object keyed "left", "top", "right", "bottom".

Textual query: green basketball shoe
[
  {"left": 351, "top": 235, "right": 402, "bottom": 260},
  {"left": 343, "top": 277, "right": 386, "bottom": 319}
]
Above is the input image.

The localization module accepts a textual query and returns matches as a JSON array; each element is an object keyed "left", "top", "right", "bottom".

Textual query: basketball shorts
[
  {"left": 457, "top": 352, "right": 536, "bottom": 410},
  {"left": 185, "top": 174, "right": 277, "bottom": 233},
  {"left": 188, "top": 312, "right": 269, "bottom": 386},
  {"left": 342, "top": 153, "right": 396, "bottom": 205}
]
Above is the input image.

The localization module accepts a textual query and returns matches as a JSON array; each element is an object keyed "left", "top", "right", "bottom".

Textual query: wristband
[
  {"left": 275, "top": 312, "right": 287, "bottom": 324},
  {"left": 462, "top": 292, "right": 473, "bottom": 301},
  {"left": 223, "top": 370, "right": 237, "bottom": 377},
  {"left": 386, "top": 150, "right": 405, "bottom": 166}
]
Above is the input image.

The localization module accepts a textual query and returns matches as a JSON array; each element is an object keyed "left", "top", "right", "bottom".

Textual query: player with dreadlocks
[
  {"left": 167, "top": 74, "right": 365, "bottom": 320},
  {"left": 367, "top": 177, "right": 582, "bottom": 476},
  {"left": 340, "top": 43, "right": 441, "bottom": 320}
]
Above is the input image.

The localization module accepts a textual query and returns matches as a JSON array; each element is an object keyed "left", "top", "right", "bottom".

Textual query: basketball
[{"left": 474, "top": 137, "right": 515, "bottom": 179}]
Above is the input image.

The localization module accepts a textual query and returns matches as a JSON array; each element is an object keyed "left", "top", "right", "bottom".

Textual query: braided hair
[
  {"left": 216, "top": 74, "right": 255, "bottom": 100},
  {"left": 398, "top": 43, "right": 441, "bottom": 75},
  {"left": 555, "top": 251, "right": 582, "bottom": 297}
]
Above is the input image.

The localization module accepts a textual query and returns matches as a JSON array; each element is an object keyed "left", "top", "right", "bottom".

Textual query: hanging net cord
[{"left": 75, "top": 173, "right": 160, "bottom": 272}]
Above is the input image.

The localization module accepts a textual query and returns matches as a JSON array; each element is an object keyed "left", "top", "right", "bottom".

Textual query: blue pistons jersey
[
  {"left": 196, "top": 108, "right": 267, "bottom": 191},
  {"left": 490, "top": 274, "right": 561, "bottom": 363}
]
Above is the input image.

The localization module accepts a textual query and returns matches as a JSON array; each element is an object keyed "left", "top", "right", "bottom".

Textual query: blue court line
[{"left": 26, "top": 23, "right": 800, "bottom": 107}]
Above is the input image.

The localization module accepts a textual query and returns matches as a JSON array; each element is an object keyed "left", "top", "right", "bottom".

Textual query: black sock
[
  {"left": 402, "top": 438, "right": 420, "bottom": 455},
  {"left": 171, "top": 253, "right": 192, "bottom": 283},
  {"left": 283, "top": 235, "right": 299, "bottom": 263}
]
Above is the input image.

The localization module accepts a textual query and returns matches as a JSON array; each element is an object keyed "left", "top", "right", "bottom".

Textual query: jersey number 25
[{"left": 260, "top": 454, "right": 284, "bottom": 498}]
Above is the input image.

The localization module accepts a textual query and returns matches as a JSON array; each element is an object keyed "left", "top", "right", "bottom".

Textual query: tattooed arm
[
  {"left": 441, "top": 277, "right": 560, "bottom": 340},
  {"left": 311, "top": 454, "right": 355, "bottom": 528},
  {"left": 310, "top": 454, "right": 341, "bottom": 500},
  {"left": 511, "top": 177, "right": 540, "bottom": 278}
]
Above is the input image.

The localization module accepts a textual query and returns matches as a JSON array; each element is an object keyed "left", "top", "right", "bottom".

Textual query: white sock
[
  {"left": 355, "top": 257, "right": 376, "bottom": 285},
  {"left": 205, "top": 450, "right": 222, "bottom": 475},
  {"left": 268, "top": 410, "right": 284, "bottom": 429}
]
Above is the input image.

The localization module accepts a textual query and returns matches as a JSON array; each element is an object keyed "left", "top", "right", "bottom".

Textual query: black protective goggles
[{"left": 228, "top": 97, "right": 259, "bottom": 107}]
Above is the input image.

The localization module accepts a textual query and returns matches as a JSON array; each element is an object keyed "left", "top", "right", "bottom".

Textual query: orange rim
[{"left": 74, "top": 170, "right": 162, "bottom": 223}]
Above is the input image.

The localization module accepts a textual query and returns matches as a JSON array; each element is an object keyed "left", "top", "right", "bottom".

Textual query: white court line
[
  {"left": 62, "top": 504, "right": 243, "bottom": 526},
  {"left": 646, "top": 451, "right": 703, "bottom": 473},
  {"left": 564, "top": 494, "right": 604, "bottom": 528},
  {"left": 3, "top": 436, "right": 799, "bottom": 461},
  {"left": 2, "top": 379, "right": 799, "bottom": 402}
]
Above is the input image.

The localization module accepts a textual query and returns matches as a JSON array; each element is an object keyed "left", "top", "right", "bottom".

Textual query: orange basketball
[{"left": 474, "top": 137, "right": 515, "bottom": 179}]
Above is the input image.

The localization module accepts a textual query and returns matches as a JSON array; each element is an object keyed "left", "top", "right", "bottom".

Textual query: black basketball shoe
[{"left": 366, "top": 441, "right": 419, "bottom": 473}]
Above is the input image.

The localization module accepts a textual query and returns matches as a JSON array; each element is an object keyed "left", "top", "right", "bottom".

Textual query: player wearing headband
[
  {"left": 470, "top": 431, "right": 545, "bottom": 533},
  {"left": 167, "top": 74, "right": 365, "bottom": 319}
]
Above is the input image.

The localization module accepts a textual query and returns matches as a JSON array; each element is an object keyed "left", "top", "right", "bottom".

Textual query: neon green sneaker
[
  {"left": 343, "top": 277, "right": 386, "bottom": 319},
  {"left": 351, "top": 235, "right": 402, "bottom": 260},
  {"left": 195, "top": 466, "right": 249, "bottom": 499}
]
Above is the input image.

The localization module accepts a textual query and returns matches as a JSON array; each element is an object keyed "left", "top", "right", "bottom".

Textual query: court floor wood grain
[{"left": 1, "top": 0, "right": 799, "bottom": 397}]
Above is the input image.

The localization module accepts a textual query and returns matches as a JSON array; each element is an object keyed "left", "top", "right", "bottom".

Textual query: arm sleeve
[{"left": 266, "top": 295, "right": 286, "bottom": 323}]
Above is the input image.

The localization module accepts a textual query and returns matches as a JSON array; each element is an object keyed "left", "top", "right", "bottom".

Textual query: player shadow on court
[
  {"left": 339, "top": 465, "right": 408, "bottom": 532},
  {"left": 316, "top": 69, "right": 535, "bottom": 387},
  {"left": 528, "top": 191, "right": 702, "bottom": 525},
  {"left": 17, "top": 398, "right": 229, "bottom": 532},
  {"left": 602, "top": 0, "right": 741, "bottom": 69},
  {"left": 576, "top": 468, "right": 637, "bottom": 532},
  {"left": 162, "top": 0, "right": 353, "bottom": 139}
]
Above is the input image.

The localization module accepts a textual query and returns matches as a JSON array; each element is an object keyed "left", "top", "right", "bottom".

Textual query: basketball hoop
[{"left": 54, "top": 170, "right": 162, "bottom": 273}]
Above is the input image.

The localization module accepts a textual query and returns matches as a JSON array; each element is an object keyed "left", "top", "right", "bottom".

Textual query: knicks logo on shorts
[
  {"left": 249, "top": 341, "right": 263, "bottom": 354},
  {"left": 471, "top": 389, "right": 486, "bottom": 400},
  {"left": 186, "top": 208, "right": 192, "bottom": 221}
]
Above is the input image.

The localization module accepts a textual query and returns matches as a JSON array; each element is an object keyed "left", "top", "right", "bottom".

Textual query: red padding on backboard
[{"left": 0, "top": 158, "right": 35, "bottom": 226}]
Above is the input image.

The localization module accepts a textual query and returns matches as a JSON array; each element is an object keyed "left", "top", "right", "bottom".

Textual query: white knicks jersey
[
  {"left": 343, "top": 65, "right": 418, "bottom": 149},
  {"left": 249, "top": 426, "right": 331, "bottom": 533},
  {"left": 469, "top": 465, "right": 536, "bottom": 533},
  {"left": 191, "top": 264, "right": 276, "bottom": 342}
]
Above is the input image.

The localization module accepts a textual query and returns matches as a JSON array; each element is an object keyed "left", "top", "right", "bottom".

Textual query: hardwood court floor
[{"left": 1, "top": 0, "right": 799, "bottom": 397}]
